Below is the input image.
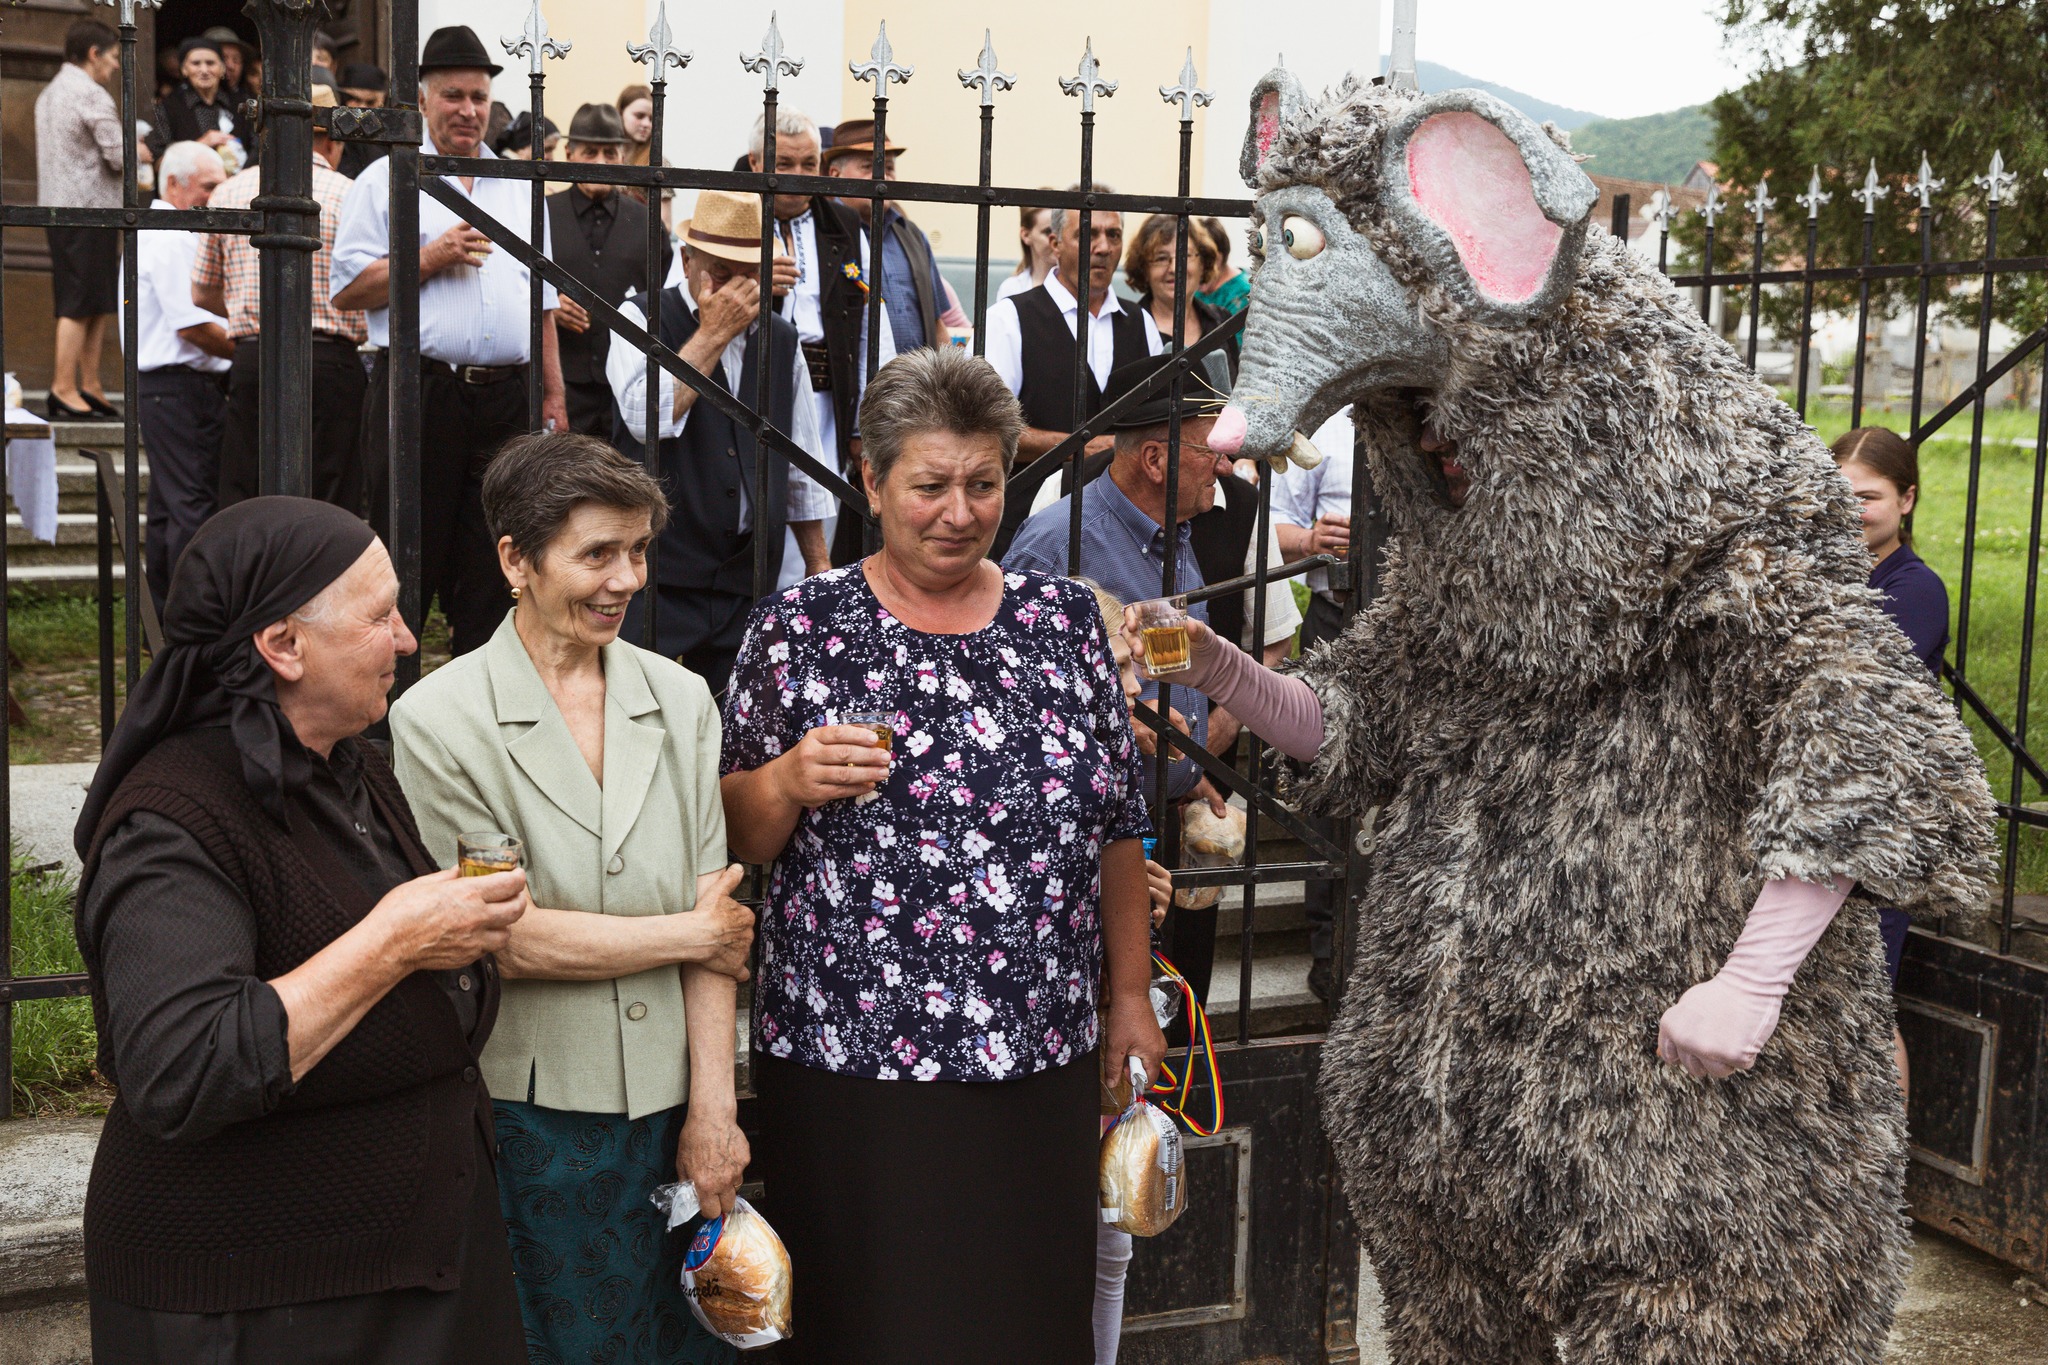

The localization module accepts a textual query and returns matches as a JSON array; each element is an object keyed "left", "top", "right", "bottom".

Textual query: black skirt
[
  {"left": 46, "top": 224, "right": 119, "bottom": 318},
  {"left": 751, "top": 1051, "right": 1100, "bottom": 1365}
]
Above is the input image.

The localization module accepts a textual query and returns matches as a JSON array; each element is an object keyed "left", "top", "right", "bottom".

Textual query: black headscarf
[{"left": 74, "top": 498, "right": 377, "bottom": 858}]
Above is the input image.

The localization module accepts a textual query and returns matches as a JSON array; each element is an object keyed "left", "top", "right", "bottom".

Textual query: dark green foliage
[
  {"left": 1704, "top": 1, "right": 2048, "bottom": 330},
  {"left": 9, "top": 859, "right": 97, "bottom": 1114},
  {"left": 1571, "top": 106, "right": 1715, "bottom": 184}
]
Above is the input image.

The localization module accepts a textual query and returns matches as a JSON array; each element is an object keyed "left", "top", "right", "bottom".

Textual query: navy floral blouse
[{"left": 720, "top": 565, "right": 1151, "bottom": 1082}]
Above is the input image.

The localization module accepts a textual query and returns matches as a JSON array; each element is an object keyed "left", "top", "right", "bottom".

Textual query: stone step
[
  {"left": 7, "top": 510, "right": 142, "bottom": 549},
  {"left": 1202, "top": 949, "right": 1328, "bottom": 1036}
]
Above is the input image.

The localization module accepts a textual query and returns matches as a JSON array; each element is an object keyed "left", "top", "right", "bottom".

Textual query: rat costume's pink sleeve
[{"left": 1180, "top": 633, "right": 1326, "bottom": 763}]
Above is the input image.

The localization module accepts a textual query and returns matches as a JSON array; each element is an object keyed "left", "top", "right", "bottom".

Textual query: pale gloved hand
[{"left": 1657, "top": 874, "right": 1854, "bottom": 1079}]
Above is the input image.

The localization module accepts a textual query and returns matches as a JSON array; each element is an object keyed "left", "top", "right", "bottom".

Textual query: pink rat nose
[{"left": 1208, "top": 405, "right": 1247, "bottom": 455}]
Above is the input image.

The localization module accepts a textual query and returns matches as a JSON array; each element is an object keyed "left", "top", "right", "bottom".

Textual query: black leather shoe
[
  {"left": 44, "top": 393, "right": 93, "bottom": 419},
  {"left": 1306, "top": 956, "right": 1333, "bottom": 1004},
  {"left": 81, "top": 394, "right": 121, "bottom": 418}
]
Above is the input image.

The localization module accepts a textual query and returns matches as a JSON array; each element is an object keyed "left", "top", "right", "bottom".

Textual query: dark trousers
[
  {"left": 620, "top": 581, "right": 755, "bottom": 695},
  {"left": 137, "top": 365, "right": 227, "bottom": 603},
  {"left": 217, "top": 336, "right": 369, "bottom": 512},
  {"left": 563, "top": 376, "right": 615, "bottom": 438},
  {"left": 1301, "top": 591, "right": 1348, "bottom": 960},
  {"left": 362, "top": 354, "right": 527, "bottom": 656}
]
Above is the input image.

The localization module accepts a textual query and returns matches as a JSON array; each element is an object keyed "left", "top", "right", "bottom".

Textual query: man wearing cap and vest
[
  {"left": 821, "top": 119, "right": 943, "bottom": 361},
  {"left": 748, "top": 107, "right": 894, "bottom": 577},
  {"left": 548, "top": 103, "right": 670, "bottom": 438},
  {"left": 983, "top": 187, "right": 1158, "bottom": 559},
  {"left": 606, "top": 188, "right": 834, "bottom": 689},
  {"left": 331, "top": 25, "right": 568, "bottom": 658}
]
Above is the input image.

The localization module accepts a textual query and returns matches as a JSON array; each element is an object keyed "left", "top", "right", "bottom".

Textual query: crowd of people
[{"left": 34, "top": 18, "right": 1869, "bottom": 1365}]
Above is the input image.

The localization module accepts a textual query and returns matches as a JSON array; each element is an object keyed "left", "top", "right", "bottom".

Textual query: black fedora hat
[
  {"left": 338, "top": 62, "right": 388, "bottom": 93},
  {"left": 565, "top": 103, "right": 627, "bottom": 147},
  {"left": 1102, "top": 356, "right": 1230, "bottom": 432},
  {"left": 419, "top": 24, "right": 502, "bottom": 78}
]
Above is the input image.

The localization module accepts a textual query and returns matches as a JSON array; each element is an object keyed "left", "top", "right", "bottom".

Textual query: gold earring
[{"left": 510, "top": 586, "right": 522, "bottom": 600}]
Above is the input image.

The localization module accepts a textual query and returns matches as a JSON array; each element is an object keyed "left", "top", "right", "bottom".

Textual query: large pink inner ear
[
  {"left": 1406, "top": 111, "right": 1563, "bottom": 305},
  {"left": 1253, "top": 91, "right": 1282, "bottom": 170}
]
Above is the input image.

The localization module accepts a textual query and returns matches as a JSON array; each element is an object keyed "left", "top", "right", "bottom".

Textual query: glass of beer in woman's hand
[
  {"left": 843, "top": 710, "right": 896, "bottom": 752},
  {"left": 1134, "top": 597, "right": 1193, "bottom": 676},
  {"left": 458, "top": 831, "right": 524, "bottom": 877}
]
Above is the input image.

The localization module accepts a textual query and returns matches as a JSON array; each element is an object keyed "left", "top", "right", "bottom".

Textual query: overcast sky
[{"left": 1389, "top": 1, "right": 1783, "bottom": 120}]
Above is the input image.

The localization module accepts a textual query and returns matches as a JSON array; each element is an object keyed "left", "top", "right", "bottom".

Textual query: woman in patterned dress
[{"left": 720, "top": 348, "right": 1168, "bottom": 1364}]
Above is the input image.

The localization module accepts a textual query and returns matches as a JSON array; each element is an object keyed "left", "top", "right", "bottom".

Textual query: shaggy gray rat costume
[{"left": 1220, "top": 71, "right": 1999, "bottom": 1363}]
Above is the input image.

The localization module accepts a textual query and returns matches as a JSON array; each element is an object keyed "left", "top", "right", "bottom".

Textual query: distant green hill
[{"left": 1568, "top": 106, "right": 1715, "bottom": 184}]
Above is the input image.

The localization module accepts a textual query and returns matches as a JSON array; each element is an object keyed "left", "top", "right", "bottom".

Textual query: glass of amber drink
[
  {"left": 458, "top": 832, "right": 523, "bottom": 877},
  {"left": 1135, "top": 597, "right": 1192, "bottom": 676},
  {"left": 844, "top": 710, "right": 895, "bottom": 752}
]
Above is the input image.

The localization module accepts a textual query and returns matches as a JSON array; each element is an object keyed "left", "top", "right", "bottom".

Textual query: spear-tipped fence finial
[
  {"left": 1746, "top": 176, "right": 1775, "bottom": 224},
  {"left": 1854, "top": 158, "right": 1890, "bottom": 215},
  {"left": 851, "top": 21, "right": 914, "bottom": 89},
  {"left": 1911, "top": 152, "right": 1945, "bottom": 210},
  {"left": 1060, "top": 37, "right": 1116, "bottom": 113},
  {"left": 1698, "top": 182, "right": 1723, "bottom": 229},
  {"left": 91, "top": 0, "right": 159, "bottom": 28},
  {"left": 1977, "top": 149, "right": 2017, "bottom": 206},
  {"left": 627, "top": 2, "right": 693, "bottom": 86},
  {"left": 742, "top": 12, "right": 803, "bottom": 91},
  {"left": 1645, "top": 187, "right": 1675, "bottom": 233},
  {"left": 1160, "top": 47, "right": 1212, "bottom": 122},
  {"left": 1796, "top": 166, "right": 1831, "bottom": 220},
  {"left": 958, "top": 30, "right": 1015, "bottom": 107},
  {"left": 502, "top": 0, "right": 571, "bottom": 76}
]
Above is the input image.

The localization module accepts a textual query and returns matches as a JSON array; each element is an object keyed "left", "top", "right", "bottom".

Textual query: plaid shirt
[{"left": 194, "top": 155, "right": 367, "bottom": 343}]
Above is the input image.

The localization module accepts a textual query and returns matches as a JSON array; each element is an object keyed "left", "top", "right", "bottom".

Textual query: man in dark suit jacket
[
  {"left": 748, "top": 109, "right": 891, "bottom": 570},
  {"left": 548, "top": 103, "right": 672, "bottom": 437}
]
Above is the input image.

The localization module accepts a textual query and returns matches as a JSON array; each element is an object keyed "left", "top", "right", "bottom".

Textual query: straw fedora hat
[{"left": 679, "top": 189, "right": 764, "bottom": 265}]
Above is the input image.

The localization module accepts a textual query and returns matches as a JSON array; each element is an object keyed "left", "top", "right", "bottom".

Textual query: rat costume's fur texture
[{"left": 1229, "top": 75, "right": 1998, "bottom": 1363}]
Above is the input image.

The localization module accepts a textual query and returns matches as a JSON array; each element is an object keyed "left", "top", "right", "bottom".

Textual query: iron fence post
[
  {"left": 1959, "top": 152, "right": 2017, "bottom": 676},
  {"left": 504, "top": 0, "right": 570, "bottom": 433},
  {"left": 389, "top": 0, "right": 423, "bottom": 687},
  {"left": 1697, "top": 183, "right": 1721, "bottom": 323},
  {"left": 959, "top": 31, "right": 1013, "bottom": 356},
  {"left": 851, "top": 23, "right": 909, "bottom": 559},
  {"left": 1745, "top": 178, "right": 1772, "bottom": 372},
  {"left": 746, "top": 13, "right": 799, "bottom": 606},
  {"left": 116, "top": 5, "right": 142, "bottom": 690},
  {"left": 1909, "top": 155, "right": 1944, "bottom": 437},
  {"left": 1793, "top": 167, "right": 1830, "bottom": 419},
  {"left": 1850, "top": 160, "right": 1889, "bottom": 426},
  {"left": 628, "top": 3, "right": 690, "bottom": 652},
  {"left": 251, "top": 0, "right": 322, "bottom": 497}
]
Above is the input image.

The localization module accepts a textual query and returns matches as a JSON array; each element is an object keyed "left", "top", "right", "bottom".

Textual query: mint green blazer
[{"left": 390, "top": 612, "right": 728, "bottom": 1119}]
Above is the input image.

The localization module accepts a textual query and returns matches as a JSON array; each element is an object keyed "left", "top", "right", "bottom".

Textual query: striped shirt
[
  {"left": 193, "top": 154, "right": 367, "bottom": 343},
  {"left": 330, "top": 136, "right": 558, "bottom": 366}
]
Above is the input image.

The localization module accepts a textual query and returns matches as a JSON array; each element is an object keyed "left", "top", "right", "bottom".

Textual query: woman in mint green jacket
[{"left": 392, "top": 431, "right": 755, "bottom": 1365}]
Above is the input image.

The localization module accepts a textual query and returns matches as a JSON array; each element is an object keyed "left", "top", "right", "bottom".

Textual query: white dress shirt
[
  {"left": 604, "top": 290, "right": 835, "bottom": 545},
  {"left": 995, "top": 270, "right": 1040, "bottom": 303},
  {"left": 981, "top": 268, "right": 1161, "bottom": 401},
  {"left": 135, "top": 199, "right": 229, "bottom": 374},
  {"left": 1272, "top": 406, "right": 1356, "bottom": 597},
  {"left": 329, "top": 137, "right": 558, "bottom": 365}
]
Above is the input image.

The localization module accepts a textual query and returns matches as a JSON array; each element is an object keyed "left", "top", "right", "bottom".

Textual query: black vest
[
  {"left": 76, "top": 728, "right": 497, "bottom": 1313},
  {"left": 614, "top": 285, "right": 800, "bottom": 597},
  {"left": 1012, "top": 285, "right": 1152, "bottom": 433},
  {"left": 547, "top": 187, "right": 664, "bottom": 387},
  {"left": 793, "top": 196, "right": 876, "bottom": 470}
]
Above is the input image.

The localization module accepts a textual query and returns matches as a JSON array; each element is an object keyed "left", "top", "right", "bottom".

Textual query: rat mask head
[{"left": 1210, "top": 71, "right": 1598, "bottom": 467}]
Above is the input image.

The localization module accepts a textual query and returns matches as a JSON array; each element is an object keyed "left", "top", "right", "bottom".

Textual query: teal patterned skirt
[{"left": 492, "top": 1101, "right": 736, "bottom": 1365}]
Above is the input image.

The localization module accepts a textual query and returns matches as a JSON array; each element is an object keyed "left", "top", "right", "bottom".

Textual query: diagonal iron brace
[
  {"left": 1035, "top": 307, "right": 1247, "bottom": 475},
  {"left": 418, "top": 177, "right": 872, "bottom": 517},
  {"left": 1130, "top": 698, "right": 1347, "bottom": 864}
]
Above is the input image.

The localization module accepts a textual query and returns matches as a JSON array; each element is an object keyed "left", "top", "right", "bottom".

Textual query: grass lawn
[
  {"left": 1805, "top": 398, "right": 2048, "bottom": 900},
  {"left": 8, "top": 859, "right": 100, "bottom": 1116}
]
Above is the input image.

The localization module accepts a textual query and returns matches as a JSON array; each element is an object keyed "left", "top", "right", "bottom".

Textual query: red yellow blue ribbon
[{"left": 1146, "top": 950, "right": 1224, "bottom": 1137}]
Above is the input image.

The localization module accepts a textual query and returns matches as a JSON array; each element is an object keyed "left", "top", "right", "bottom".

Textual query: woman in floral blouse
[{"left": 721, "top": 347, "right": 1165, "bottom": 1363}]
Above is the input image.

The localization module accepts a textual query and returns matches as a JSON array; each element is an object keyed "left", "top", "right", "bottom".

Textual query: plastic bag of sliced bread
[
  {"left": 652, "top": 1181, "right": 792, "bottom": 1348},
  {"left": 1099, "top": 1057, "right": 1188, "bottom": 1237}
]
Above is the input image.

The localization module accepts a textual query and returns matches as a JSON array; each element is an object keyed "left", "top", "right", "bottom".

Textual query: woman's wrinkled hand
[
  {"left": 774, "top": 724, "right": 892, "bottom": 808},
  {"left": 689, "top": 863, "right": 756, "bottom": 982},
  {"left": 1102, "top": 986, "right": 1168, "bottom": 1093},
  {"left": 372, "top": 866, "right": 528, "bottom": 972},
  {"left": 1144, "top": 860, "right": 1173, "bottom": 928},
  {"left": 676, "top": 1111, "right": 750, "bottom": 1221}
]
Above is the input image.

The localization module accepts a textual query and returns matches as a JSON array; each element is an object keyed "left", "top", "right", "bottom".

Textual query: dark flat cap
[
  {"left": 1103, "top": 355, "right": 1230, "bottom": 432},
  {"left": 197, "top": 26, "right": 254, "bottom": 58},
  {"left": 419, "top": 25, "right": 502, "bottom": 78},
  {"left": 178, "top": 36, "right": 226, "bottom": 63},
  {"left": 338, "top": 62, "right": 388, "bottom": 92}
]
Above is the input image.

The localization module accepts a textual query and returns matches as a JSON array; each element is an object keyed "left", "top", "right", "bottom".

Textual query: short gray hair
[
  {"left": 750, "top": 107, "right": 819, "bottom": 161},
  {"left": 858, "top": 348, "right": 1023, "bottom": 482},
  {"left": 1050, "top": 182, "right": 1118, "bottom": 239},
  {"left": 159, "top": 140, "right": 224, "bottom": 189},
  {"left": 481, "top": 430, "right": 669, "bottom": 563}
]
